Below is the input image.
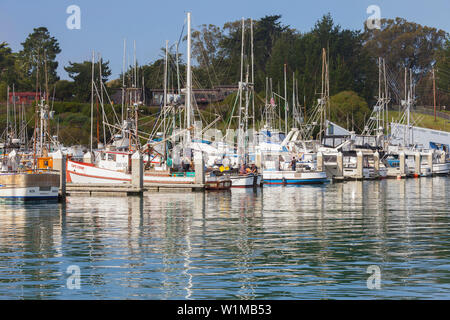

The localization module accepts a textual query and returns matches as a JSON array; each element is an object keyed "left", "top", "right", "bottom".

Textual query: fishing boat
[
  {"left": 262, "top": 153, "right": 328, "bottom": 185},
  {"left": 0, "top": 150, "right": 59, "bottom": 200},
  {"left": 263, "top": 171, "right": 328, "bottom": 185},
  {"left": 67, "top": 151, "right": 195, "bottom": 185},
  {"left": 0, "top": 171, "right": 59, "bottom": 199},
  {"left": 221, "top": 18, "right": 262, "bottom": 188},
  {"left": 230, "top": 173, "right": 257, "bottom": 188},
  {"left": 0, "top": 88, "right": 61, "bottom": 200},
  {"left": 66, "top": 13, "right": 231, "bottom": 191},
  {"left": 205, "top": 175, "right": 232, "bottom": 190}
]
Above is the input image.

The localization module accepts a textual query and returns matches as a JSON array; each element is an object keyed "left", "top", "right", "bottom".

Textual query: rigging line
[
  {"left": 92, "top": 82, "right": 114, "bottom": 140},
  {"left": 195, "top": 33, "right": 217, "bottom": 88},
  {"left": 100, "top": 81, "right": 121, "bottom": 125}
]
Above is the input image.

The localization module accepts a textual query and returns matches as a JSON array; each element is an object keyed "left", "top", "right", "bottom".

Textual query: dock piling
[
  {"left": 356, "top": 151, "right": 364, "bottom": 180},
  {"left": 427, "top": 152, "right": 434, "bottom": 172},
  {"left": 399, "top": 152, "right": 406, "bottom": 177},
  {"left": 317, "top": 152, "right": 324, "bottom": 172},
  {"left": 414, "top": 152, "right": 421, "bottom": 177},
  {"left": 132, "top": 151, "right": 144, "bottom": 191},
  {"left": 194, "top": 151, "right": 205, "bottom": 185},
  {"left": 52, "top": 150, "right": 66, "bottom": 198},
  {"left": 374, "top": 151, "right": 380, "bottom": 177},
  {"left": 439, "top": 151, "right": 446, "bottom": 164},
  {"left": 337, "top": 152, "right": 343, "bottom": 178}
]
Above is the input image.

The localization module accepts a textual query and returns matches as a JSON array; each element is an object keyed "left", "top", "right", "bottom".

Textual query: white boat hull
[
  {"left": 230, "top": 174, "right": 256, "bottom": 188},
  {"left": 433, "top": 163, "right": 449, "bottom": 175},
  {"left": 68, "top": 160, "right": 196, "bottom": 185},
  {"left": 263, "top": 171, "right": 328, "bottom": 185},
  {"left": 0, "top": 186, "right": 59, "bottom": 199}
]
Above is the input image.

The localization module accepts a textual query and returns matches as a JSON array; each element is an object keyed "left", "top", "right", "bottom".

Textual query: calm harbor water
[{"left": 0, "top": 177, "right": 449, "bottom": 300}]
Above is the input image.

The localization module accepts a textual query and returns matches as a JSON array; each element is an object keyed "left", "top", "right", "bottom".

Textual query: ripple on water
[{"left": 0, "top": 178, "right": 449, "bottom": 299}]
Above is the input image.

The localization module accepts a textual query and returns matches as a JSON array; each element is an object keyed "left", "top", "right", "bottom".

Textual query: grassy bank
[{"left": 387, "top": 110, "right": 450, "bottom": 132}]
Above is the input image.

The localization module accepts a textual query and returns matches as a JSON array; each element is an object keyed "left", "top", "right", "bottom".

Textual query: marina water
[{"left": 0, "top": 177, "right": 449, "bottom": 299}]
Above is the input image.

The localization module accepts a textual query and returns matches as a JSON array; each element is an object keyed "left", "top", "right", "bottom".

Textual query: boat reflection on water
[{"left": 0, "top": 177, "right": 449, "bottom": 299}]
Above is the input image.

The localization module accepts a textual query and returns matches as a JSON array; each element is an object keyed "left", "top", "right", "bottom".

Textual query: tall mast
[
  {"left": 238, "top": 17, "right": 245, "bottom": 165},
  {"left": 378, "top": 57, "right": 381, "bottom": 133},
  {"left": 122, "top": 39, "right": 126, "bottom": 124},
  {"left": 176, "top": 42, "right": 181, "bottom": 95},
  {"left": 383, "top": 58, "right": 388, "bottom": 133},
  {"left": 319, "top": 48, "right": 327, "bottom": 142},
  {"left": 284, "top": 63, "right": 288, "bottom": 134},
  {"left": 250, "top": 19, "right": 255, "bottom": 134},
  {"left": 238, "top": 17, "right": 244, "bottom": 127},
  {"left": 408, "top": 68, "right": 412, "bottom": 145},
  {"left": 292, "top": 72, "right": 296, "bottom": 126},
  {"left": 43, "top": 51, "right": 49, "bottom": 153},
  {"left": 134, "top": 40, "right": 137, "bottom": 103},
  {"left": 90, "top": 50, "right": 95, "bottom": 154},
  {"left": 433, "top": 67, "right": 436, "bottom": 122},
  {"left": 99, "top": 53, "right": 106, "bottom": 146},
  {"left": 12, "top": 84, "right": 17, "bottom": 139},
  {"left": 6, "top": 86, "right": 9, "bottom": 142},
  {"left": 164, "top": 40, "right": 169, "bottom": 108},
  {"left": 244, "top": 66, "right": 250, "bottom": 163},
  {"left": 265, "top": 77, "right": 268, "bottom": 126},
  {"left": 186, "top": 12, "right": 192, "bottom": 142},
  {"left": 163, "top": 40, "right": 169, "bottom": 159}
]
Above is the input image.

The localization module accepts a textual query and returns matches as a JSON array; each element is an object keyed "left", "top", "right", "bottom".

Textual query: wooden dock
[{"left": 65, "top": 183, "right": 205, "bottom": 197}]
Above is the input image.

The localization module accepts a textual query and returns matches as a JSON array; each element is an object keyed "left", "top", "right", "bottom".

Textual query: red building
[{"left": 8, "top": 92, "right": 41, "bottom": 105}]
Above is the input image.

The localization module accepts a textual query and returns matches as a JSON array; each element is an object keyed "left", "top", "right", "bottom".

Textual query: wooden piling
[
  {"left": 52, "top": 150, "right": 66, "bottom": 198},
  {"left": 131, "top": 151, "right": 144, "bottom": 191}
]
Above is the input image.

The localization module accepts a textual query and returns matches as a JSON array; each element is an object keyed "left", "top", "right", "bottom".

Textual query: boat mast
[
  {"left": 433, "top": 67, "right": 436, "bottom": 122},
  {"left": 122, "top": 39, "right": 126, "bottom": 125},
  {"left": 186, "top": 12, "right": 192, "bottom": 144},
  {"left": 237, "top": 17, "right": 245, "bottom": 165},
  {"left": 6, "top": 85, "right": 9, "bottom": 144},
  {"left": 90, "top": 50, "right": 95, "bottom": 154},
  {"left": 99, "top": 53, "right": 105, "bottom": 146},
  {"left": 293, "top": 72, "right": 301, "bottom": 129},
  {"left": 284, "top": 63, "right": 288, "bottom": 134},
  {"left": 163, "top": 40, "right": 169, "bottom": 160},
  {"left": 251, "top": 19, "right": 256, "bottom": 136},
  {"left": 12, "top": 84, "right": 17, "bottom": 140},
  {"left": 383, "top": 58, "right": 388, "bottom": 134},
  {"left": 408, "top": 68, "right": 413, "bottom": 146},
  {"left": 44, "top": 50, "right": 50, "bottom": 153},
  {"left": 378, "top": 57, "right": 381, "bottom": 133}
]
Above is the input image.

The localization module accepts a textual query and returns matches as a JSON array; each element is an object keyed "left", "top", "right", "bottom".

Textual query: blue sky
[{"left": 1, "top": 0, "right": 449, "bottom": 80}]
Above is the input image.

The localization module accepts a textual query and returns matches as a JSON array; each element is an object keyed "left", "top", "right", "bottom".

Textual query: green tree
[
  {"left": 329, "top": 91, "right": 371, "bottom": 132},
  {"left": 53, "top": 80, "right": 75, "bottom": 101},
  {"left": 266, "top": 14, "right": 377, "bottom": 113},
  {"left": 363, "top": 17, "right": 448, "bottom": 103},
  {"left": 18, "top": 27, "right": 61, "bottom": 93},
  {"left": 254, "top": 15, "right": 290, "bottom": 75},
  {"left": 436, "top": 39, "right": 449, "bottom": 107},
  {"left": 65, "top": 59, "right": 111, "bottom": 102},
  {"left": 0, "top": 81, "right": 7, "bottom": 101},
  {"left": 0, "top": 42, "right": 15, "bottom": 84},
  {"left": 191, "top": 24, "right": 225, "bottom": 88}
]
